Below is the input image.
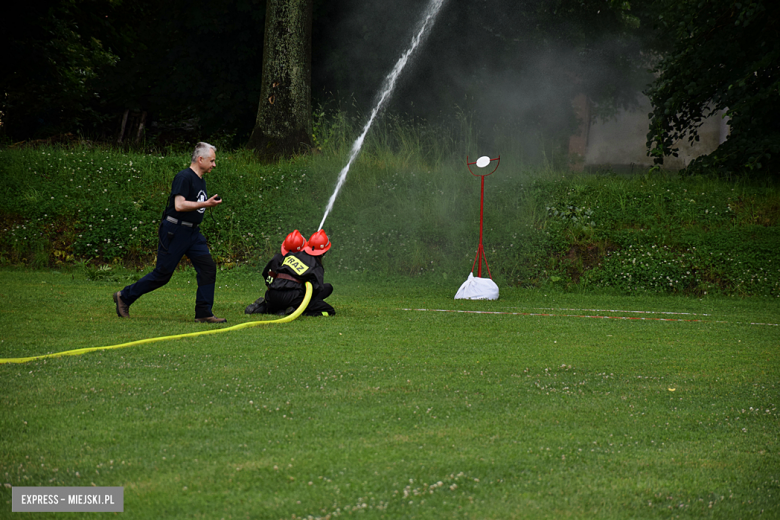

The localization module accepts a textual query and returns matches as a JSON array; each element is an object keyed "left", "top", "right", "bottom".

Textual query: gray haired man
[{"left": 113, "top": 142, "right": 226, "bottom": 323}]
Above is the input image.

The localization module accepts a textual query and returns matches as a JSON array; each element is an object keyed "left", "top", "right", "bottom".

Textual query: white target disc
[{"left": 476, "top": 156, "right": 491, "bottom": 168}]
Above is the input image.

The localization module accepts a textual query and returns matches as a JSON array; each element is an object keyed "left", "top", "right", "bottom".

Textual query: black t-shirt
[{"left": 165, "top": 168, "right": 207, "bottom": 224}]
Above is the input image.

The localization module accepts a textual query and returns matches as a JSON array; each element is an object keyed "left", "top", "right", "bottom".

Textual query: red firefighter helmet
[
  {"left": 304, "top": 229, "right": 331, "bottom": 256},
  {"left": 281, "top": 229, "right": 307, "bottom": 255}
]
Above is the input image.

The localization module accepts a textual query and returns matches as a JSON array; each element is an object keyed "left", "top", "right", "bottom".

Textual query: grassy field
[{"left": 1, "top": 267, "right": 778, "bottom": 519}]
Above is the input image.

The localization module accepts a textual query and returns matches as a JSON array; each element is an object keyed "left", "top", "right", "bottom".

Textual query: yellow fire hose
[{"left": 0, "top": 282, "right": 312, "bottom": 365}]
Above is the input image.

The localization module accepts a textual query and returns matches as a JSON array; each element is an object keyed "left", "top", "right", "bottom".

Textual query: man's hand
[{"left": 205, "top": 194, "right": 223, "bottom": 207}]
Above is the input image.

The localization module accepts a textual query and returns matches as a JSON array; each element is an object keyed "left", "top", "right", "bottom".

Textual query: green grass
[{"left": 1, "top": 268, "right": 779, "bottom": 518}]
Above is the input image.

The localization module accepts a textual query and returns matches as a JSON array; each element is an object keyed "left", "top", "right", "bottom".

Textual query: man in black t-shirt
[{"left": 112, "top": 142, "right": 227, "bottom": 323}]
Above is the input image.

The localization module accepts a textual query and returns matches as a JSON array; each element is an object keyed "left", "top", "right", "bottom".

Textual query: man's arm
[{"left": 174, "top": 194, "right": 222, "bottom": 212}]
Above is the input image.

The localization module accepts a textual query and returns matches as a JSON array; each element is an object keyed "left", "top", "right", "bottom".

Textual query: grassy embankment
[
  {"left": 1, "top": 116, "right": 779, "bottom": 298},
  {"left": 0, "top": 269, "right": 778, "bottom": 518}
]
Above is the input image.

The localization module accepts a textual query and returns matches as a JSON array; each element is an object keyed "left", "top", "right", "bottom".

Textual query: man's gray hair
[{"left": 192, "top": 142, "right": 216, "bottom": 162}]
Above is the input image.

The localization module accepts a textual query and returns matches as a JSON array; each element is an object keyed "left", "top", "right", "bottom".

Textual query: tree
[
  {"left": 3, "top": 0, "right": 653, "bottom": 151},
  {"left": 2, "top": 0, "right": 268, "bottom": 144},
  {"left": 92, "top": 0, "right": 267, "bottom": 144},
  {"left": 247, "top": 0, "right": 313, "bottom": 159},
  {"left": 2, "top": 0, "right": 119, "bottom": 140},
  {"left": 646, "top": 0, "right": 780, "bottom": 175}
]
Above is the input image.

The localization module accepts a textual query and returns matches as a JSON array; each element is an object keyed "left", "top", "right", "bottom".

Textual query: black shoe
[
  {"left": 244, "top": 298, "right": 267, "bottom": 314},
  {"left": 113, "top": 291, "right": 130, "bottom": 318},
  {"left": 284, "top": 306, "right": 296, "bottom": 316},
  {"left": 195, "top": 316, "right": 227, "bottom": 324}
]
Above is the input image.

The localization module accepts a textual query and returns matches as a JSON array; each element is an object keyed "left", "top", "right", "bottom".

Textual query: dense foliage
[
  {"left": 2, "top": 0, "right": 267, "bottom": 143},
  {"left": 646, "top": 0, "right": 780, "bottom": 175},
  {"left": 5, "top": 1, "right": 779, "bottom": 174},
  {"left": 3, "top": 0, "right": 121, "bottom": 139}
]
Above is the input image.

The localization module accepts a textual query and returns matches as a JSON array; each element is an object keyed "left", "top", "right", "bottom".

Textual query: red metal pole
[
  {"left": 466, "top": 155, "right": 499, "bottom": 279},
  {"left": 478, "top": 175, "right": 485, "bottom": 277}
]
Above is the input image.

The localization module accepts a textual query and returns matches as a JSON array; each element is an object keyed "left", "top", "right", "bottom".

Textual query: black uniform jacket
[{"left": 262, "top": 251, "right": 325, "bottom": 292}]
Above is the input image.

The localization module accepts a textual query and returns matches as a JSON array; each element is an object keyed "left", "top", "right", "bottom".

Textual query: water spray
[{"left": 318, "top": 0, "right": 447, "bottom": 231}]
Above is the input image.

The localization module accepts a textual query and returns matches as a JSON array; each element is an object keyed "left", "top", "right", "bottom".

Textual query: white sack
[{"left": 454, "top": 272, "right": 499, "bottom": 300}]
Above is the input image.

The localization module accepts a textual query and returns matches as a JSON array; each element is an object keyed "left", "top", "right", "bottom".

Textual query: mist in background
[
  {"left": 312, "top": 0, "right": 652, "bottom": 165},
  {"left": 297, "top": 0, "right": 651, "bottom": 282}
]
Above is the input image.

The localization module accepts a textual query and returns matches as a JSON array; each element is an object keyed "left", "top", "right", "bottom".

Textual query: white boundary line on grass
[
  {"left": 527, "top": 307, "right": 711, "bottom": 316},
  {"left": 400, "top": 308, "right": 779, "bottom": 326}
]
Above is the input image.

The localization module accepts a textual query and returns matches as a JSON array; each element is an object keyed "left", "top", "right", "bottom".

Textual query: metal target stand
[{"left": 466, "top": 155, "right": 500, "bottom": 279}]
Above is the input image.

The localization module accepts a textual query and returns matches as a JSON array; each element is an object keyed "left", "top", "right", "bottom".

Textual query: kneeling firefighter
[{"left": 245, "top": 229, "right": 335, "bottom": 317}]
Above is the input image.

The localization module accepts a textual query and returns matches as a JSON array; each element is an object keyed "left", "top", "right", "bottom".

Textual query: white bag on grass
[{"left": 454, "top": 273, "right": 499, "bottom": 300}]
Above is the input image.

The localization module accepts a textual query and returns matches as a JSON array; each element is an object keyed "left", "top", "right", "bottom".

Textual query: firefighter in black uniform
[
  {"left": 244, "top": 229, "right": 303, "bottom": 314},
  {"left": 245, "top": 229, "right": 335, "bottom": 317}
]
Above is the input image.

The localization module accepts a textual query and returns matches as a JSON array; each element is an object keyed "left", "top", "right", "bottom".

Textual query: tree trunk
[
  {"left": 247, "top": 0, "right": 313, "bottom": 160},
  {"left": 135, "top": 111, "right": 147, "bottom": 143},
  {"left": 117, "top": 109, "right": 129, "bottom": 143}
]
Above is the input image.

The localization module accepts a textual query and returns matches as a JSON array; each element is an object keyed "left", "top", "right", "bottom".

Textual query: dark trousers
[
  {"left": 120, "top": 219, "right": 217, "bottom": 318},
  {"left": 265, "top": 283, "right": 335, "bottom": 316}
]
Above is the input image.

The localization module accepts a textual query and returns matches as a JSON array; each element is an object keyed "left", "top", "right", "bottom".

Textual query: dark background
[{"left": 3, "top": 0, "right": 655, "bottom": 148}]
